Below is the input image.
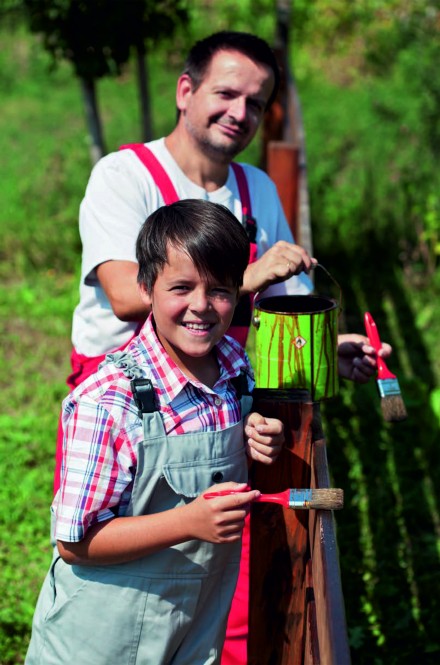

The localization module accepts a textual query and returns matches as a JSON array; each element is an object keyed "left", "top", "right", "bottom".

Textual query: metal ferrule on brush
[
  {"left": 288, "top": 489, "right": 313, "bottom": 508},
  {"left": 377, "top": 378, "right": 401, "bottom": 397}
]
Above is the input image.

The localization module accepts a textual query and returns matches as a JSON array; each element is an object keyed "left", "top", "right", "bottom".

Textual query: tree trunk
[
  {"left": 136, "top": 44, "right": 153, "bottom": 142},
  {"left": 79, "top": 76, "right": 106, "bottom": 165}
]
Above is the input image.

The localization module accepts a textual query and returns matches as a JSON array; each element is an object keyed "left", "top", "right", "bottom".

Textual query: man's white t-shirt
[{"left": 72, "top": 138, "right": 312, "bottom": 356}]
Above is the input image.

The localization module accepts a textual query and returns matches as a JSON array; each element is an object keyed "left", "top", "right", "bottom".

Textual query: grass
[{"left": 1, "top": 21, "right": 440, "bottom": 665}]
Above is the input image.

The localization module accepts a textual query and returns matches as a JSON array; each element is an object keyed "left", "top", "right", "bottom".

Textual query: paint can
[{"left": 252, "top": 265, "right": 340, "bottom": 400}]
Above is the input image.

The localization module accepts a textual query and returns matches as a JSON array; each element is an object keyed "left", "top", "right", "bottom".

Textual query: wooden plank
[
  {"left": 267, "top": 142, "right": 300, "bottom": 244},
  {"left": 248, "top": 397, "right": 351, "bottom": 664},
  {"left": 308, "top": 406, "right": 351, "bottom": 665},
  {"left": 248, "top": 392, "right": 313, "bottom": 665}
]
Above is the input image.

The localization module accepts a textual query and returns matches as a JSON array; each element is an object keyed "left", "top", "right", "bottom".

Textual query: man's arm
[
  {"left": 96, "top": 260, "right": 149, "bottom": 322},
  {"left": 79, "top": 151, "right": 161, "bottom": 324}
]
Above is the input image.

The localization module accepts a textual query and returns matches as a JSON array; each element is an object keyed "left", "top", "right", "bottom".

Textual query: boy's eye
[
  {"left": 210, "top": 287, "right": 235, "bottom": 298},
  {"left": 170, "top": 285, "right": 190, "bottom": 292}
]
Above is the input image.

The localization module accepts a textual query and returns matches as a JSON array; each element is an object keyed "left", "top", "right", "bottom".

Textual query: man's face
[{"left": 177, "top": 49, "right": 275, "bottom": 160}]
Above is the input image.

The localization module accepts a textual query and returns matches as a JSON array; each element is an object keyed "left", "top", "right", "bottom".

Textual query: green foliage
[
  {"left": 186, "top": 0, "right": 276, "bottom": 43},
  {"left": 0, "top": 270, "right": 75, "bottom": 662},
  {"left": 0, "top": 412, "right": 54, "bottom": 662},
  {"left": 21, "top": 0, "right": 188, "bottom": 80},
  {"left": 299, "top": 36, "right": 440, "bottom": 285}
]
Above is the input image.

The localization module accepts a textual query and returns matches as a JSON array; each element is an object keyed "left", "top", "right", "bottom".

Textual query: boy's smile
[{"left": 146, "top": 244, "right": 238, "bottom": 382}]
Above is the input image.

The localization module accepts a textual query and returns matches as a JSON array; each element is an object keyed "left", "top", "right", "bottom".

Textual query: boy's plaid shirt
[{"left": 53, "top": 315, "right": 254, "bottom": 542}]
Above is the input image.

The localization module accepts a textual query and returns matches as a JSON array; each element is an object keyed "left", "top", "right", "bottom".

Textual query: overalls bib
[{"left": 28, "top": 353, "right": 252, "bottom": 665}]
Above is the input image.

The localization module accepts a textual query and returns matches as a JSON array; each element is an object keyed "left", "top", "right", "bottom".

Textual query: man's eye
[{"left": 248, "top": 100, "right": 264, "bottom": 113}]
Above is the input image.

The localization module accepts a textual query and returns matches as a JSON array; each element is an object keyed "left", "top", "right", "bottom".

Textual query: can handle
[
  {"left": 314, "top": 263, "right": 343, "bottom": 311},
  {"left": 253, "top": 263, "right": 342, "bottom": 310}
]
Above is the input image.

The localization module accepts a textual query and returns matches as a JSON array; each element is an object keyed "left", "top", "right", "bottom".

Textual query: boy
[{"left": 26, "top": 200, "right": 286, "bottom": 665}]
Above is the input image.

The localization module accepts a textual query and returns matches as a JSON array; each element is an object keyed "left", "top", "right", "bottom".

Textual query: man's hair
[
  {"left": 182, "top": 31, "right": 280, "bottom": 110},
  {"left": 136, "top": 199, "right": 250, "bottom": 293}
]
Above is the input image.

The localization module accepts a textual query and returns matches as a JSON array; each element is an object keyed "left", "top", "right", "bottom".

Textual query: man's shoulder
[
  {"left": 232, "top": 161, "right": 277, "bottom": 190},
  {"left": 91, "top": 138, "right": 166, "bottom": 178}
]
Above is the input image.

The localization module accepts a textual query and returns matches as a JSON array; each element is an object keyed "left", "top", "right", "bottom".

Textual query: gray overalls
[{"left": 26, "top": 354, "right": 252, "bottom": 665}]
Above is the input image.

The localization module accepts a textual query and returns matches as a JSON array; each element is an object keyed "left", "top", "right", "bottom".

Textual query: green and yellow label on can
[{"left": 253, "top": 295, "right": 339, "bottom": 400}]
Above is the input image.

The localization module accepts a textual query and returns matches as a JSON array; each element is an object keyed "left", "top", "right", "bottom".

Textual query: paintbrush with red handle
[
  {"left": 364, "top": 311, "right": 407, "bottom": 422},
  {"left": 204, "top": 487, "right": 343, "bottom": 510}
]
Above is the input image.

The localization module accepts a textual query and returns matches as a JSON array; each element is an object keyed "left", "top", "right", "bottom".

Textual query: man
[{"left": 60, "top": 31, "right": 390, "bottom": 664}]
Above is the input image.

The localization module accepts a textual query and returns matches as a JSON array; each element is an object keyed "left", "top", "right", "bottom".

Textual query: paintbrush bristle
[
  {"left": 381, "top": 394, "right": 408, "bottom": 422},
  {"left": 289, "top": 488, "right": 344, "bottom": 510},
  {"left": 376, "top": 377, "right": 407, "bottom": 422},
  {"left": 309, "top": 488, "right": 344, "bottom": 510}
]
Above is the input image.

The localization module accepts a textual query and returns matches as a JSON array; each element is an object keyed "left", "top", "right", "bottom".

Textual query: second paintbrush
[
  {"left": 364, "top": 311, "right": 407, "bottom": 422},
  {"left": 203, "top": 487, "right": 344, "bottom": 510}
]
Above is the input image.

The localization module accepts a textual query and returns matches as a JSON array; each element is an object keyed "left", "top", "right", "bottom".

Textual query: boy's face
[{"left": 145, "top": 244, "right": 238, "bottom": 376}]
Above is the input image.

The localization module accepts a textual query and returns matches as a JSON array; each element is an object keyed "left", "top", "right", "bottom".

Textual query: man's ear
[{"left": 176, "top": 74, "right": 194, "bottom": 113}]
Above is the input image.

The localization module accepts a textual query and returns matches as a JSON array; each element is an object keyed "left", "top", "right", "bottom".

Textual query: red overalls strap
[
  {"left": 120, "top": 143, "right": 180, "bottom": 204},
  {"left": 229, "top": 162, "right": 258, "bottom": 346}
]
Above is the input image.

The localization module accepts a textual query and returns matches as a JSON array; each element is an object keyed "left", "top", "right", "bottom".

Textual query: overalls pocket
[
  {"left": 163, "top": 447, "right": 248, "bottom": 498},
  {"left": 44, "top": 555, "right": 88, "bottom": 623}
]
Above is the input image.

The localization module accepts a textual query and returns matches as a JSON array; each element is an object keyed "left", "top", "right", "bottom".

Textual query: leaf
[{"left": 429, "top": 388, "right": 440, "bottom": 425}]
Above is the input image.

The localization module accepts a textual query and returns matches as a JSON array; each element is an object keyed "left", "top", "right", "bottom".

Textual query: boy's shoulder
[
  {"left": 66, "top": 344, "right": 156, "bottom": 419},
  {"left": 217, "top": 335, "right": 254, "bottom": 386}
]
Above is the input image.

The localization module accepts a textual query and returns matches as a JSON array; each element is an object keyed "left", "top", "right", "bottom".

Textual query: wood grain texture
[{"left": 248, "top": 395, "right": 351, "bottom": 665}]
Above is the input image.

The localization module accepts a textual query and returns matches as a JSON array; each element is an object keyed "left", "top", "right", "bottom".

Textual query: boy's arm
[{"left": 57, "top": 483, "right": 260, "bottom": 566}]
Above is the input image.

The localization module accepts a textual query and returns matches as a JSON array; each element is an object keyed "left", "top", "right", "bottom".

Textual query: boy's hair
[
  {"left": 136, "top": 199, "right": 250, "bottom": 293},
  {"left": 182, "top": 31, "right": 280, "bottom": 110}
]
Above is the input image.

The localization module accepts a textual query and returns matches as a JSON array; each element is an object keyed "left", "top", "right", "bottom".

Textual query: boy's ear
[{"left": 139, "top": 282, "right": 152, "bottom": 308}]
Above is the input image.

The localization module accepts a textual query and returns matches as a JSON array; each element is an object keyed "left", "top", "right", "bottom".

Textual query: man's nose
[{"left": 228, "top": 96, "right": 247, "bottom": 123}]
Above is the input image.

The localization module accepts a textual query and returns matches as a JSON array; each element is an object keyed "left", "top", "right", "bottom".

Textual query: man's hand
[
  {"left": 337, "top": 333, "right": 392, "bottom": 383},
  {"left": 242, "top": 241, "right": 317, "bottom": 295}
]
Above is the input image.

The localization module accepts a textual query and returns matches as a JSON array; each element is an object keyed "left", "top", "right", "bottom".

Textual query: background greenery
[{"left": 1, "top": 1, "right": 439, "bottom": 663}]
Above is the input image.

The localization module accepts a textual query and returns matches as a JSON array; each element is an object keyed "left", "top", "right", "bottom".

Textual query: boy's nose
[{"left": 189, "top": 289, "right": 210, "bottom": 312}]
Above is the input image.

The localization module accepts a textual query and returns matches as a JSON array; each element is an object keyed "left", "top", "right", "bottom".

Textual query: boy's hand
[
  {"left": 337, "top": 333, "right": 393, "bottom": 383},
  {"left": 244, "top": 412, "right": 284, "bottom": 465},
  {"left": 187, "top": 483, "right": 259, "bottom": 544}
]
